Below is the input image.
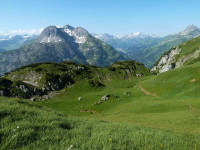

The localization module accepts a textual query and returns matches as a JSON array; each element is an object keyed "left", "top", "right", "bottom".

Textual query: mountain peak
[
  {"left": 62, "top": 25, "right": 89, "bottom": 44},
  {"left": 124, "top": 32, "right": 151, "bottom": 39},
  {"left": 63, "top": 25, "right": 75, "bottom": 30},
  {"left": 37, "top": 26, "right": 67, "bottom": 43},
  {"left": 40, "top": 26, "right": 60, "bottom": 36},
  {"left": 180, "top": 24, "right": 198, "bottom": 35},
  {"left": 74, "top": 27, "right": 89, "bottom": 36},
  {"left": 187, "top": 24, "right": 198, "bottom": 29},
  {"left": 93, "top": 33, "right": 116, "bottom": 41}
]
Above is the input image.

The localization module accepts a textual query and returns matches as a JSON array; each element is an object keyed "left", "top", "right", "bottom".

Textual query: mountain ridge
[
  {"left": 0, "top": 25, "right": 126, "bottom": 75},
  {"left": 0, "top": 34, "right": 37, "bottom": 51},
  {"left": 94, "top": 24, "right": 200, "bottom": 68}
]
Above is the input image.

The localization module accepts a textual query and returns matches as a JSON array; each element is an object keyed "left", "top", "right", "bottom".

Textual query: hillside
[
  {"left": 1, "top": 58, "right": 200, "bottom": 149},
  {"left": 36, "top": 61, "right": 200, "bottom": 134},
  {"left": 0, "top": 25, "right": 125, "bottom": 75},
  {"left": 0, "top": 60, "right": 150, "bottom": 99},
  {"left": 2, "top": 58, "right": 200, "bottom": 133},
  {"left": 151, "top": 36, "right": 200, "bottom": 73},
  {"left": 1, "top": 56, "right": 200, "bottom": 149}
]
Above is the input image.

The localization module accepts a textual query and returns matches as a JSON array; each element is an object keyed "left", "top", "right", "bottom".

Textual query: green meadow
[
  {"left": 38, "top": 62, "right": 200, "bottom": 134},
  {"left": 1, "top": 61, "right": 200, "bottom": 149},
  {"left": 1, "top": 98, "right": 200, "bottom": 150}
]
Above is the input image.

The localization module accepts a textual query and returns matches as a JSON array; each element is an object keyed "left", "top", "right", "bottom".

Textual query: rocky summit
[
  {"left": 0, "top": 25, "right": 126, "bottom": 75},
  {"left": 179, "top": 24, "right": 199, "bottom": 35}
]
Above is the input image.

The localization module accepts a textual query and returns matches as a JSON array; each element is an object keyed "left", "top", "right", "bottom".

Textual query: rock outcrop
[
  {"left": 0, "top": 60, "right": 150, "bottom": 99},
  {"left": 151, "top": 42, "right": 200, "bottom": 74},
  {"left": 151, "top": 47, "right": 181, "bottom": 73}
]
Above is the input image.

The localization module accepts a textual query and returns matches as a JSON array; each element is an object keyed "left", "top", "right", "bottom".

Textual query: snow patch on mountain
[
  {"left": 63, "top": 26, "right": 88, "bottom": 44},
  {"left": 123, "top": 32, "right": 156, "bottom": 39},
  {"left": 39, "top": 35, "right": 64, "bottom": 43},
  {"left": 64, "top": 29, "right": 72, "bottom": 36}
]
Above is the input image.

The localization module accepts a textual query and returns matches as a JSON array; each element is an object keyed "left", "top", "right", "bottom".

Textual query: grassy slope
[
  {"left": 1, "top": 98, "right": 200, "bottom": 150},
  {"left": 38, "top": 62, "right": 200, "bottom": 136},
  {"left": 178, "top": 36, "right": 200, "bottom": 65},
  {"left": 2, "top": 60, "right": 200, "bottom": 149}
]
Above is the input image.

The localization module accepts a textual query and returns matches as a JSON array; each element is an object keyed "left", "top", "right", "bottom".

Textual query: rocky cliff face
[
  {"left": 151, "top": 47, "right": 181, "bottom": 73},
  {"left": 0, "top": 78, "right": 44, "bottom": 99},
  {"left": 64, "top": 25, "right": 89, "bottom": 44},
  {"left": 36, "top": 26, "right": 69, "bottom": 43}
]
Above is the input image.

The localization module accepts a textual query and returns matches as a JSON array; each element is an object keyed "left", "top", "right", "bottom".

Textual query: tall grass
[{"left": 0, "top": 98, "right": 199, "bottom": 150}]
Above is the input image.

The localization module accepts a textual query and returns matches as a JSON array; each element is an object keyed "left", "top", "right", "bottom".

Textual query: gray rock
[
  {"left": 30, "top": 98, "right": 36, "bottom": 101},
  {"left": 101, "top": 95, "right": 110, "bottom": 101},
  {"left": 124, "top": 91, "right": 130, "bottom": 95},
  {"left": 0, "top": 90, "right": 4, "bottom": 96},
  {"left": 151, "top": 47, "right": 181, "bottom": 73}
]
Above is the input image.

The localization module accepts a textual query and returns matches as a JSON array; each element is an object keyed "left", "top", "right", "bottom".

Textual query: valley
[
  {"left": 36, "top": 61, "right": 200, "bottom": 135},
  {"left": 1, "top": 59, "right": 200, "bottom": 149},
  {"left": 1, "top": 2, "right": 200, "bottom": 148},
  {"left": 1, "top": 23, "right": 200, "bottom": 149},
  {"left": 95, "top": 24, "right": 200, "bottom": 68}
]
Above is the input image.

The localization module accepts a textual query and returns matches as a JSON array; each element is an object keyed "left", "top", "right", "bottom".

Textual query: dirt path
[
  {"left": 139, "top": 85, "right": 157, "bottom": 96},
  {"left": 190, "top": 78, "right": 196, "bottom": 82}
]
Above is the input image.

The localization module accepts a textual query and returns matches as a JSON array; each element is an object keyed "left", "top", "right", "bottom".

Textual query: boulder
[
  {"left": 101, "top": 95, "right": 110, "bottom": 101},
  {"left": 124, "top": 91, "right": 130, "bottom": 95}
]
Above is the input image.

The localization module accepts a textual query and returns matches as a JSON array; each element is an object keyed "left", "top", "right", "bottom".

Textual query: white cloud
[
  {"left": 0, "top": 25, "right": 64, "bottom": 36},
  {"left": 9, "top": 28, "right": 44, "bottom": 35}
]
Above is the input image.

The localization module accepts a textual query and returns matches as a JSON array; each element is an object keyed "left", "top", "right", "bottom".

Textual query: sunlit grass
[{"left": 1, "top": 98, "right": 200, "bottom": 149}]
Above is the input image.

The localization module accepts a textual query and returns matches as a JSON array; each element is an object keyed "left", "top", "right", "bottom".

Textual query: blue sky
[{"left": 0, "top": 0, "right": 200, "bottom": 36}]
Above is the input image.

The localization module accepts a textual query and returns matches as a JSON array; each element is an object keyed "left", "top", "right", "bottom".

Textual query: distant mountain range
[
  {"left": 1, "top": 24, "right": 200, "bottom": 71},
  {"left": 0, "top": 48, "right": 5, "bottom": 53},
  {"left": 94, "top": 24, "right": 200, "bottom": 68},
  {"left": 0, "top": 34, "right": 37, "bottom": 51},
  {"left": 93, "top": 32, "right": 157, "bottom": 42},
  {"left": 92, "top": 32, "right": 157, "bottom": 51},
  {"left": 0, "top": 25, "right": 125, "bottom": 75}
]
